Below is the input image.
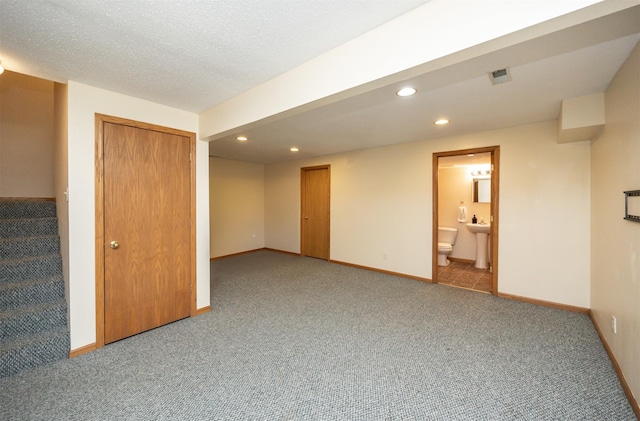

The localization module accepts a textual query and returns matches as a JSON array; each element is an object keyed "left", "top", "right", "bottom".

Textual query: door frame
[
  {"left": 94, "top": 113, "right": 197, "bottom": 349},
  {"left": 432, "top": 146, "right": 500, "bottom": 295},
  {"left": 300, "top": 165, "right": 331, "bottom": 260}
]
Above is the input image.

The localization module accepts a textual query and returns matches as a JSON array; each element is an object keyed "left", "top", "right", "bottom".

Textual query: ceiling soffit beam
[
  {"left": 558, "top": 93, "right": 605, "bottom": 143},
  {"left": 199, "top": 0, "right": 630, "bottom": 142}
]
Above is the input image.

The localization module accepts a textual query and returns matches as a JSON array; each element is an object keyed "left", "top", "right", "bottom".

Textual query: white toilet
[{"left": 437, "top": 227, "right": 458, "bottom": 266}]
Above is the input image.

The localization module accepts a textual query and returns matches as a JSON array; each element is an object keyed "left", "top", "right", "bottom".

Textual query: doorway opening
[{"left": 432, "top": 146, "right": 500, "bottom": 294}]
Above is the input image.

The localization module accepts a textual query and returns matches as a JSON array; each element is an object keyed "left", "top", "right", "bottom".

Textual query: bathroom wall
[
  {"left": 0, "top": 70, "right": 55, "bottom": 197},
  {"left": 209, "top": 157, "right": 265, "bottom": 258},
  {"left": 590, "top": 41, "right": 639, "bottom": 406},
  {"left": 438, "top": 166, "right": 490, "bottom": 261}
]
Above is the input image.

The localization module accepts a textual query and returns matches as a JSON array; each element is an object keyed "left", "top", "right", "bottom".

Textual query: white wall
[
  {"left": 591, "top": 41, "right": 640, "bottom": 404},
  {"left": 0, "top": 71, "right": 54, "bottom": 197},
  {"left": 209, "top": 158, "right": 264, "bottom": 258},
  {"left": 264, "top": 120, "right": 591, "bottom": 308},
  {"left": 438, "top": 167, "right": 491, "bottom": 261},
  {"left": 66, "top": 81, "right": 209, "bottom": 350}
]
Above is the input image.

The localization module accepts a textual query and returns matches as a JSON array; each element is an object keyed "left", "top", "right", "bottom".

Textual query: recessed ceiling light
[
  {"left": 290, "top": 147, "right": 299, "bottom": 152},
  {"left": 236, "top": 136, "right": 248, "bottom": 141},
  {"left": 434, "top": 119, "right": 450, "bottom": 125},
  {"left": 396, "top": 87, "right": 417, "bottom": 97}
]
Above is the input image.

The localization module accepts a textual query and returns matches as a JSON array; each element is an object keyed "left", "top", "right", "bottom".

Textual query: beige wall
[
  {"left": 209, "top": 157, "right": 264, "bottom": 258},
  {"left": 438, "top": 167, "right": 491, "bottom": 261},
  {"left": 591, "top": 41, "right": 640, "bottom": 404},
  {"left": 264, "top": 161, "right": 303, "bottom": 253},
  {"left": 0, "top": 71, "right": 54, "bottom": 197},
  {"left": 264, "top": 120, "right": 591, "bottom": 308}
]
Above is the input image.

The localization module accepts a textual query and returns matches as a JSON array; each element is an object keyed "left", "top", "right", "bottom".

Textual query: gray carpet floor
[{"left": 0, "top": 250, "right": 635, "bottom": 420}]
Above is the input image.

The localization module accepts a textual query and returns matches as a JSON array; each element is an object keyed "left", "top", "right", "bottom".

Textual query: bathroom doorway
[{"left": 432, "top": 146, "right": 500, "bottom": 294}]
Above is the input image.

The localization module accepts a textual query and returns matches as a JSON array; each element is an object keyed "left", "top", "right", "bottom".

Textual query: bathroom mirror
[{"left": 472, "top": 178, "right": 491, "bottom": 203}]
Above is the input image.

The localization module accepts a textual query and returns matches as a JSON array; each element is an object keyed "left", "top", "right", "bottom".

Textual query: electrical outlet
[
  {"left": 383, "top": 252, "right": 388, "bottom": 260},
  {"left": 252, "top": 233, "right": 256, "bottom": 239},
  {"left": 611, "top": 316, "right": 617, "bottom": 334}
]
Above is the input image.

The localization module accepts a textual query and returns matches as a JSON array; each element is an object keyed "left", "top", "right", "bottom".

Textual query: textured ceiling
[{"left": 0, "top": 0, "right": 431, "bottom": 112}]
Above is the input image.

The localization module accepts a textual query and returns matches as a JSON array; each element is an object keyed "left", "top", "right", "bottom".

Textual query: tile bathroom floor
[{"left": 437, "top": 260, "right": 492, "bottom": 293}]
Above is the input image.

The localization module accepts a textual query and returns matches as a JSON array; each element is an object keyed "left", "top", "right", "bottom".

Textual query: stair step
[
  {"left": 0, "top": 255, "right": 62, "bottom": 284},
  {"left": 0, "top": 276, "right": 65, "bottom": 312},
  {"left": 0, "top": 327, "right": 69, "bottom": 378},
  {"left": 0, "top": 235, "right": 60, "bottom": 259},
  {"left": 0, "top": 203, "right": 70, "bottom": 378},
  {"left": 0, "top": 201, "right": 57, "bottom": 219},
  {"left": 0, "top": 217, "right": 58, "bottom": 238},
  {"left": 0, "top": 299, "right": 68, "bottom": 341}
]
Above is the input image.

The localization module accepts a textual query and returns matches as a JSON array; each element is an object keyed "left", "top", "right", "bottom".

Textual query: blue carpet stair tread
[
  {"left": 0, "top": 254, "right": 63, "bottom": 283},
  {"left": 0, "top": 326, "right": 70, "bottom": 353},
  {"left": 0, "top": 327, "right": 70, "bottom": 377},
  {"left": 0, "top": 217, "right": 59, "bottom": 238},
  {"left": 0, "top": 276, "right": 65, "bottom": 311},
  {"left": 0, "top": 299, "right": 68, "bottom": 341},
  {"left": 0, "top": 200, "right": 69, "bottom": 378},
  {"left": 0, "top": 201, "right": 57, "bottom": 219},
  {"left": 0, "top": 235, "right": 61, "bottom": 259}
]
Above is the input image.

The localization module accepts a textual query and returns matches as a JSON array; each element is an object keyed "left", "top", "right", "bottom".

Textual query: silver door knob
[{"left": 109, "top": 240, "right": 120, "bottom": 249}]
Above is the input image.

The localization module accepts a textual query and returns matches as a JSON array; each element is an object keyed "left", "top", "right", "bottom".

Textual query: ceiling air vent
[{"left": 489, "top": 68, "right": 511, "bottom": 85}]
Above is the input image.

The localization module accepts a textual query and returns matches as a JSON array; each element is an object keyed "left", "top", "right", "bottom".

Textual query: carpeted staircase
[{"left": 0, "top": 200, "right": 70, "bottom": 377}]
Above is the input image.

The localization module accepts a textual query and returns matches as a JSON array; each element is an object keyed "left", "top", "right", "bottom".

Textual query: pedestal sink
[{"left": 466, "top": 223, "right": 490, "bottom": 269}]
